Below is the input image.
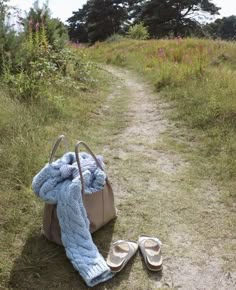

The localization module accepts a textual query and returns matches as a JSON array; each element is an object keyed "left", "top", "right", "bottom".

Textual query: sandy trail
[{"left": 103, "top": 66, "right": 236, "bottom": 290}]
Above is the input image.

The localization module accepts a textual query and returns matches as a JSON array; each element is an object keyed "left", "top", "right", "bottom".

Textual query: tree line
[{"left": 67, "top": 0, "right": 236, "bottom": 43}]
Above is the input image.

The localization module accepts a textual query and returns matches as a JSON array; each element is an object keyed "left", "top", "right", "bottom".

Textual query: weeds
[
  {"left": 0, "top": 3, "right": 108, "bottom": 289},
  {"left": 0, "top": 10, "right": 100, "bottom": 191}
]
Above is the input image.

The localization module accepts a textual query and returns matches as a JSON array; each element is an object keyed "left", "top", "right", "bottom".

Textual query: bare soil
[{"left": 101, "top": 66, "right": 236, "bottom": 290}]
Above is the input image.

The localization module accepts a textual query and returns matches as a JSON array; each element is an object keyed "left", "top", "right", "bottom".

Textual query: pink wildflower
[
  {"left": 157, "top": 48, "right": 166, "bottom": 59},
  {"left": 35, "top": 22, "right": 40, "bottom": 32},
  {"left": 198, "top": 44, "right": 204, "bottom": 54},
  {"left": 176, "top": 35, "right": 182, "bottom": 44},
  {"left": 28, "top": 18, "right": 33, "bottom": 32},
  {"left": 41, "top": 15, "right": 45, "bottom": 26}
]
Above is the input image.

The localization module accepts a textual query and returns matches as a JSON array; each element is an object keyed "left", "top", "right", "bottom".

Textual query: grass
[
  {"left": 0, "top": 60, "right": 112, "bottom": 287},
  {"left": 1, "top": 37, "right": 236, "bottom": 289},
  {"left": 88, "top": 38, "right": 236, "bottom": 198},
  {"left": 0, "top": 60, "right": 133, "bottom": 289}
]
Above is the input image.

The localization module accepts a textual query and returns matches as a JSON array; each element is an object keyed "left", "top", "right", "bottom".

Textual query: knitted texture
[{"left": 32, "top": 152, "right": 113, "bottom": 287}]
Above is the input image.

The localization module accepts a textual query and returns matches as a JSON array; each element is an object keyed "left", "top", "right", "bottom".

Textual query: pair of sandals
[{"left": 107, "top": 235, "right": 162, "bottom": 273}]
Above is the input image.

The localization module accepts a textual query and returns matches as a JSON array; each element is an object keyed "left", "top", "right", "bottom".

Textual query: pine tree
[
  {"left": 67, "top": 3, "right": 89, "bottom": 43},
  {"left": 87, "top": 0, "right": 129, "bottom": 43},
  {"left": 138, "top": 0, "right": 220, "bottom": 37},
  {"left": 204, "top": 16, "right": 236, "bottom": 40}
]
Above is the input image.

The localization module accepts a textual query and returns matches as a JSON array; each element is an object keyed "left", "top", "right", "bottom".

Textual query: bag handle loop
[
  {"left": 49, "top": 135, "right": 69, "bottom": 164},
  {"left": 75, "top": 141, "right": 105, "bottom": 195}
]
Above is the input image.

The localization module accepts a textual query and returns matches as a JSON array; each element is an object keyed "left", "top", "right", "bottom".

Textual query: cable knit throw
[{"left": 32, "top": 152, "right": 113, "bottom": 287}]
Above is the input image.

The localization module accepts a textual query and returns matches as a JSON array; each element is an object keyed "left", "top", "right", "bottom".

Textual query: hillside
[
  {"left": 1, "top": 37, "right": 236, "bottom": 289},
  {"left": 89, "top": 38, "right": 236, "bottom": 198}
]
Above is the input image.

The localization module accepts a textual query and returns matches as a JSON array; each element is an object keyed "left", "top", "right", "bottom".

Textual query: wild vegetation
[
  {"left": 0, "top": 0, "right": 236, "bottom": 289},
  {"left": 88, "top": 37, "right": 236, "bottom": 196},
  {"left": 0, "top": 2, "right": 108, "bottom": 287},
  {"left": 0, "top": 0, "right": 102, "bottom": 188}
]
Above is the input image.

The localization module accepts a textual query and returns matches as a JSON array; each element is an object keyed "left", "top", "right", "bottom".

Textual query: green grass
[
  {"left": 0, "top": 63, "right": 110, "bottom": 287},
  {"left": 1, "top": 37, "right": 236, "bottom": 289},
  {"left": 0, "top": 61, "right": 133, "bottom": 289},
  {"left": 88, "top": 38, "right": 236, "bottom": 197}
]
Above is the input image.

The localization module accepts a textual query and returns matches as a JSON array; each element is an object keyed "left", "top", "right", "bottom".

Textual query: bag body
[{"left": 42, "top": 136, "right": 116, "bottom": 245}]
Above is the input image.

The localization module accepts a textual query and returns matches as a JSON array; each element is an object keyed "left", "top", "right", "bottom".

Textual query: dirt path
[{"left": 101, "top": 66, "right": 236, "bottom": 290}]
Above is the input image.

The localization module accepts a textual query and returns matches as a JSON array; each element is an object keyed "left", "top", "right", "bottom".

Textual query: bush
[
  {"left": 106, "top": 34, "right": 124, "bottom": 43},
  {"left": 0, "top": 0, "right": 100, "bottom": 190},
  {"left": 3, "top": 27, "right": 97, "bottom": 105},
  {"left": 127, "top": 23, "right": 149, "bottom": 40}
]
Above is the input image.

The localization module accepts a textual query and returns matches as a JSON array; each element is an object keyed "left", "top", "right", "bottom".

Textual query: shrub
[
  {"left": 106, "top": 34, "right": 124, "bottom": 43},
  {"left": 3, "top": 26, "right": 97, "bottom": 104},
  {"left": 127, "top": 23, "right": 149, "bottom": 40}
]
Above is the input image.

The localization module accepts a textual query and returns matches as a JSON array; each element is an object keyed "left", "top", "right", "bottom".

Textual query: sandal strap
[{"left": 139, "top": 236, "right": 162, "bottom": 247}]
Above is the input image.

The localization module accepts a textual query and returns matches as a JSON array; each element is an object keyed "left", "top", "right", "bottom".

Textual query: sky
[
  {"left": 10, "top": 0, "right": 87, "bottom": 22},
  {"left": 9, "top": 0, "right": 236, "bottom": 23}
]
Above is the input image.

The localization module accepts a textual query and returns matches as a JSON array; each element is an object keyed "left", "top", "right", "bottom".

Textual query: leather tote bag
[{"left": 42, "top": 135, "right": 117, "bottom": 245}]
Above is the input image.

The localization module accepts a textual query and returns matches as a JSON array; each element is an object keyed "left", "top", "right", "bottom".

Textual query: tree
[
  {"left": 0, "top": 0, "right": 9, "bottom": 62},
  {"left": 137, "top": 0, "right": 220, "bottom": 37},
  {"left": 87, "top": 0, "right": 129, "bottom": 43},
  {"left": 67, "top": 0, "right": 149, "bottom": 44},
  {"left": 67, "top": 3, "right": 89, "bottom": 43},
  {"left": 67, "top": 0, "right": 130, "bottom": 44},
  {"left": 127, "top": 0, "right": 147, "bottom": 20},
  {"left": 0, "top": 0, "right": 19, "bottom": 74},
  {"left": 204, "top": 16, "right": 236, "bottom": 40}
]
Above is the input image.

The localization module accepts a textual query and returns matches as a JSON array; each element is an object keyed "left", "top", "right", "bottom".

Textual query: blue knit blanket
[{"left": 32, "top": 152, "right": 113, "bottom": 287}]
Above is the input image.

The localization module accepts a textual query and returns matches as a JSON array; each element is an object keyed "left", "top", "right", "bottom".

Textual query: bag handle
[
  {"left": 49, "top": 135, "right": 69, "bottom": 164},
  {"left": 75, "top": 141, "right": 105, "bottom": 195}
]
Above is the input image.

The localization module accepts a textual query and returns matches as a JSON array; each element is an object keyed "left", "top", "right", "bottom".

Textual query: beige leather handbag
[{"left": 42, "top": 135, "right": 117, "bottom": 245}]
